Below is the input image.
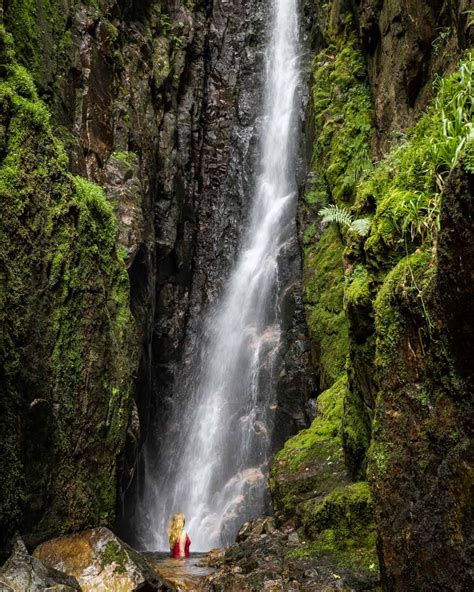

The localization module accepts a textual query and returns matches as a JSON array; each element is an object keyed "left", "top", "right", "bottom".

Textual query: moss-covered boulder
[{"left": 296, "top": 482, "right": 378, "bottom": 577}]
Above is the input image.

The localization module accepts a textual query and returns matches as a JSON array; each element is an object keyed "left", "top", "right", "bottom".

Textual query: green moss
[
  {"left": 365, "top": 249, "right": 435, "bottom": 485},
  {"left": 303, "top": 226, "right": 348, "bottom": 389},
  {"left": 100, "top": 541, "right": 128, "bottom": 575},
  {"left": 4, "top": 0, "right": 77, "bottom": 89},
  {"left": 374, "top": 249, "right": 434, "bottom": 369},
  {"left": 270, "top": 376, "right": 348, "bottom": 518},
  {"left": 277, "top": 376, "right": 345, "bottom": 469},
  {"left": 0, "top": 27, "right": 136, "bottom": 547},
  {"left": 290, "top": 482, "right": 378, "bottom": 575},
  {"left": 110, "top": 150, "right": 138, "bottom": 168},
  {"left": 368, "top": 441, "right": 388, "bottom": 477},
  {"left": 341, "top": 383, "right": 372, "bottom": 481},
  {"left": 341, "top": 264, "right": 375, "bottom": 479},
  {"left": 310, "top": 38, "right": 374, "bottom": 207},
  {"left": 301, "top": 23, "right": 374, "bottom": 395}
]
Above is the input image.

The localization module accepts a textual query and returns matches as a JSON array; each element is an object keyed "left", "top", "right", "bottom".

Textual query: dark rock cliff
[
  {"left": 0, "top": 0, "right": 313, "bottom": 557},
  {"left": 121, "top": 0, "right": 315, "bottom": 542}
]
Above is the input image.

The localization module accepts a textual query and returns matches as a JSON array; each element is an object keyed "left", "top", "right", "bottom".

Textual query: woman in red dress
[{"left": 168, "top": 512, "right": 191, "bottom": 558}]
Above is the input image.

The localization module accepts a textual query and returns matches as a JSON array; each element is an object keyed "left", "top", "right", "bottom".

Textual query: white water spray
[{"left": 139, "top": 0, "right": 301, "bottom": 551}]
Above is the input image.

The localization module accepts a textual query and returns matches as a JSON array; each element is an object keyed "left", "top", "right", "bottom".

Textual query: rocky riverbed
[{"left": 0, "top": 523, "right": 381, "bottom": 591}]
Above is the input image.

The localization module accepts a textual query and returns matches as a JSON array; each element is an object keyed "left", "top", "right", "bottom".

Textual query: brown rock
[{"left": 34, "top": 528, "right": 173, "bottom": 591}]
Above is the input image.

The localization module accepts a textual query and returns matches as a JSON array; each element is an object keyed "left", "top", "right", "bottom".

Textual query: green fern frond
[
  {"left": 352, "top": 218, "right": 371, "bottom": 236},
  {"left": 319, "top": 204, "right": 370, "bottom": 237}
]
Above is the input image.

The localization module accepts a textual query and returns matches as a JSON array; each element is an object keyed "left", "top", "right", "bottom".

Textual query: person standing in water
[{"left": 168, "top": 513, "right": 191, "bottom": 558}]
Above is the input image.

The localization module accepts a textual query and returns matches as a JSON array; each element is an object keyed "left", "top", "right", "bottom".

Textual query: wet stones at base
[
  {"left": 202, "top": 517, "right": 381, "bottom": 591},
  {"left": 0, "top": 539, "right": 80, "bottom": 592}
]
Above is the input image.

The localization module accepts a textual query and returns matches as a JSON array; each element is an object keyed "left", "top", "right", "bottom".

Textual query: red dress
[{"left": 171, "top": 534, "right": 191, "bottom": 558}]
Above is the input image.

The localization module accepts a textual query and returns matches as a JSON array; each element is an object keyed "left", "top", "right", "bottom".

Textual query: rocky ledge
[{"left": 201, "top": 518, "right": 381, "bottom": 591}]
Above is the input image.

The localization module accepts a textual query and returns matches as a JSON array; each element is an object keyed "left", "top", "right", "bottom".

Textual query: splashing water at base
[{"left": 137, "top": 0, "right": 301, "bottom": 551}]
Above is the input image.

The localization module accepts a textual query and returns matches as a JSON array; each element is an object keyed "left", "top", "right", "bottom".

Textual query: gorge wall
[
  {"left": 269, "top": 1, "right": 473, "bottom": 590},
  {"left": 0, "top": 0, "right": 313, "bottom": 555},
  {"left": 0, "top": 0, "right": 473, "bottom": 590}
]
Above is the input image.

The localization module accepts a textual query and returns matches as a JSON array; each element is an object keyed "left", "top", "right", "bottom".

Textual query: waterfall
[{"left": 138, "top": 0, "right": 301, "bottom": 551}]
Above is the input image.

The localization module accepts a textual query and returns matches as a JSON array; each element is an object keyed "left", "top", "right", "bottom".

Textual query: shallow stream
[{"left": 146, "top": 552, "right": 214, "bottom": 591}]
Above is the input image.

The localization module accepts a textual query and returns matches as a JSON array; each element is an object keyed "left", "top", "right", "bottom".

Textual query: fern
[{"left": 319, "top": 205, "right": 370, "bottom": 236}]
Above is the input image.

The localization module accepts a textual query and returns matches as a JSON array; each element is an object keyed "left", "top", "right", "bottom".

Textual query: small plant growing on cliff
[
  {"left": 397, "top": 192, "right": 440, "bottom": 243},
  {"left": 465, "top": 10, "right": 474, "bottom": 29},
  {"left": 319, "top": 205, "right": 370, "bottom": 236},
  {"left": 432, "top": 27, "right": 451, "bottom": 56},
  {"left": 431, "top": 57, "right": 474, "bottom": 176}
]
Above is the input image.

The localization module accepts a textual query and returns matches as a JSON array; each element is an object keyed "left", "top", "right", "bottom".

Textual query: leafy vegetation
[{"left": 358, "top": 53, "right": 473, "bottom": 272}]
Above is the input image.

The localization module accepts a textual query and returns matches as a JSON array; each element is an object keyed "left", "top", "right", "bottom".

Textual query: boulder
[
  {"left": 34, "top": 528, "right": 174, "bottom": 591},
  {"left": 0, "top": 539, "right": 79, "bottom": 591}
]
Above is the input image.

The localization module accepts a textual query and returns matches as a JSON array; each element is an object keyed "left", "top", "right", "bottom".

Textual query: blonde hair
[{"left": 167, "top": 513, "right": 185, "bottom": 547}]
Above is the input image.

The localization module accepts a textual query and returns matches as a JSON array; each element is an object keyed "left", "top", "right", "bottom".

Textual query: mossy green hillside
[{"left": 0, "top": 28, "right": 136, "bottom": 548}]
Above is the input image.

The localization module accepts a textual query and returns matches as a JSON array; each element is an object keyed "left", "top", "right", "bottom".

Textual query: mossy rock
[
  {"left": 270, "top": 376, "right": 349, "bottom": 518},
  {"left": 0, "top": 26, "right": 136, "bottom": 549},
  {"left": 309, "top": 35, "right": 374, "bottom": 208},
  {"left": 303, "top": 226, "right": 349, "bottom": 389},
  {"left": 343, "top": 264, "right": 376, "bottom": 480},
  {"left": 34, "top": 528, "right": 171, "bottom": 591},
  {"left": 291, "top": 482, "right": 378, "bottom": 576}
]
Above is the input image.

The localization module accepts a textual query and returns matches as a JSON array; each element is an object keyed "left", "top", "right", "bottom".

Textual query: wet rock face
[
  {"left": 369, "top": 165, "right": 474, "bottom": 592},
  {"left": 435, "top": 165, "right": 474, "bottom": 385},
  {"left": 121, "top": 0, "right": 315, "bottom": 531},
  {"left": 357, "top": 0, "right": 473, "bottom": 154},
  {"left": 34, "top": 527, "right": 173, "bottom": 591}
]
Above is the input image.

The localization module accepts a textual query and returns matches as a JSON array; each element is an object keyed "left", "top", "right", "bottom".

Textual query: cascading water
[{"left": 137, "top": 0, "right": 301, "bottom": 551}]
